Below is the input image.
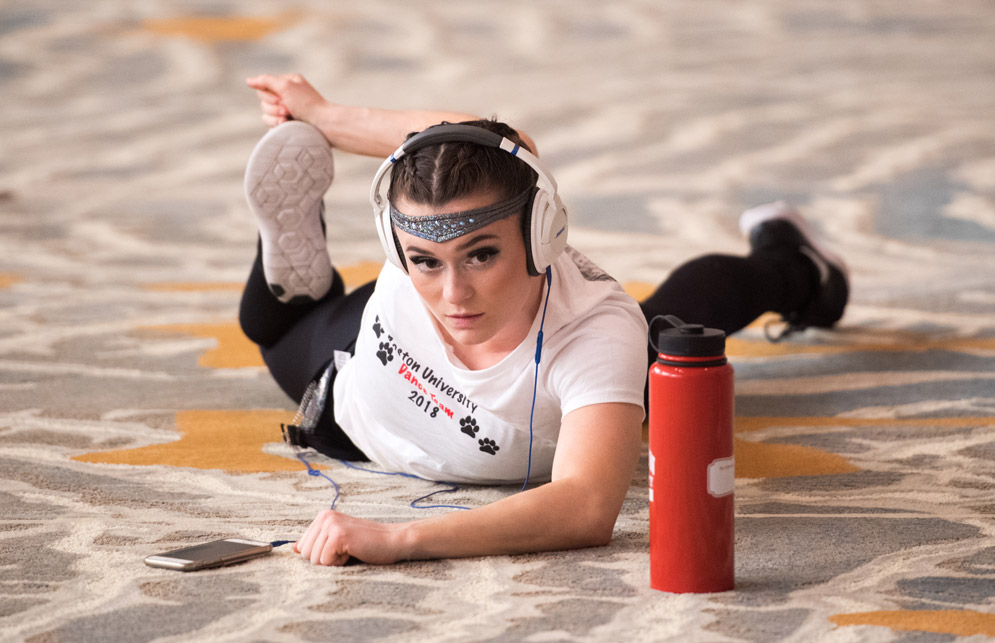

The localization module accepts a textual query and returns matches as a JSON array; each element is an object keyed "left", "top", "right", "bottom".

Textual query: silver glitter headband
[{"left": 389, "top": 188, "right": 533, "bottom": 243}]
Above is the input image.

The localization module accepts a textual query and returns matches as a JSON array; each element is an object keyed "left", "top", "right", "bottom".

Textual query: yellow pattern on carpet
[
  {"left": 727, "top": 334, "right": 995, "bottom": 358},
  {"left": 831, "top": 609, "right": 995, "bottom": 637},
  {"left": 337, "top": 261, "right": 383, "bottom": 288},
  {"left": 734, "top": 437, "right": 859, "bottom": 478},
  {"left": 145, "top": 282, "right": 243, "bottom": 292},
  {"left": 143, "top": 14, "right": 295, "bottom": 42},
  {"left": 139, "top": 264, "right": 383, "bottom": 370},
  {"left": 733, "top": 416, "right": 994, "bottom": 478},
  {"left": 142, "top": 322, "right": 264, "bottom": 369},
  {"left": 736, "top": 416, "right": 995, "bottom": 434},
  {"left": 728, "top": 314, "right": 995, "bottom": 357},
  {"left": 73, "top": 409, "right": 301, "bottom": 473},
  {"left": 622, "top": 281, "right": 656, "bottom": 302},
  {"left": 0, "top": 273, "right": 23, "bottom": 289}
]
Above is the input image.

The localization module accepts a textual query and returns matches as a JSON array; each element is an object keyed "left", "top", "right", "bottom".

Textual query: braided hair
[{"left": 387, "top": 119, "right": 537, "bottom": 208}]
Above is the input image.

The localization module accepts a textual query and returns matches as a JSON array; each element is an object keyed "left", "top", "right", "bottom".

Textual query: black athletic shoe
[
  {"left": 739, "top": 201, "right": 849, "bottom": 340},
  {"left": 244, "top": 121, "right": 335, "bottom": 304}
]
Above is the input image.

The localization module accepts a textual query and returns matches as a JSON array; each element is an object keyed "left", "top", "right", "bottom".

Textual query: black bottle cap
[{"left": 650, "top": 315, "right": 726, "bottom": 358}]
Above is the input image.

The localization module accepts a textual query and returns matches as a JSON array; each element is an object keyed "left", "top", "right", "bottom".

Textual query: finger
[
  {"left": 246, "top": 74, "right": 275, "bottom": 90},
  {"left": 259, "top": 102, "right": 282, "bottom": 117},
  {"left": 319, "top": 537, "right": 350, "bottom": 567},
  {"left": 309, "top": 531, "right": 328, "bottom": 566},
  {"left": 261, "top": 102, "right": 289, "bottom": 118},
  {"left": 295, "top": 516, "right": 321, "bottom": 558},
  {"left": 262, "top": 114, "right": 287, "bottom": 128},
  {"left": 329, "top": 552, "right": 350, "bottom": 566},
  {"left": 255, "top": 89, "right": 280, "bottom": 104}
]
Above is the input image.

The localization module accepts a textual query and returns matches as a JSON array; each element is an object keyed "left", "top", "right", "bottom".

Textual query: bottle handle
[{"left": 648, "top": 314, "right": 688, "bottom": 354}]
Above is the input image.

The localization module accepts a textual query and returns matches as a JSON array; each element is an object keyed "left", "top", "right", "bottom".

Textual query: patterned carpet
[{"left": 2, "top": 1, "right": 994, "bottom": 641}]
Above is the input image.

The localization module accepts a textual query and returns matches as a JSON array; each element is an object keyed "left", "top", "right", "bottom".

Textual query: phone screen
[{"left": 145, "top": 539, "right": 272, "bottom": 571}]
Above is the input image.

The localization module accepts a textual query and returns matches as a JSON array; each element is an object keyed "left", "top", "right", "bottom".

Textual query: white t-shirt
[{"left": 332, "top": 246, "right": 649, "bottom": 484}]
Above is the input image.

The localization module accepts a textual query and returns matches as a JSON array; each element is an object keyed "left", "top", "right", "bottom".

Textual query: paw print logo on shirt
[
  {"left": 459, "top": 416, "right": 479, "bottom": 438},
  {"left": 376, "top": 342, "right": 394, "bottom": 366},
  {"left": 372, "top": 316, "right": 383, "bottom": 338},
  {"left": 457, "top": 415, "right": 499, "bottom": 455},
  {"left": 478, "top": 438, "right": 499, "bottom": 455}
]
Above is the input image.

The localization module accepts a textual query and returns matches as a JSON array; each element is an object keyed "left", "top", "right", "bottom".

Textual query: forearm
[
  {"left": 397, "top": 477, "right": 625, "bottom": 561},
  {"left": 309, "top": 102, "right": 481, "bottom": 158},
  {"left": 294, "top": 404, "right": 642, "bottom": 566},
  {"left": 392, "top": 404, "right": 643, "bottom": 562},
  {"left": 247, "top": 73, "right": 498, "bottom": 157}
]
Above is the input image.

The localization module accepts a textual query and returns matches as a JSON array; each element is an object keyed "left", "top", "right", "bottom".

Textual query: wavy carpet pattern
[{"left": 2, "top": 1, "right": 994, "bottom": 641}]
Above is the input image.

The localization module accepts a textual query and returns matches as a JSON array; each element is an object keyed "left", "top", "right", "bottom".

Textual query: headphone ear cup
[
  {"left": 526, "top": 187, "right": 567, "bottom": 275},
  {"left": 522, "top": 188, "right": 541, "bottom": 277},
  {"left": 374, "top": 200, "right": 407, "bottom": 272}
]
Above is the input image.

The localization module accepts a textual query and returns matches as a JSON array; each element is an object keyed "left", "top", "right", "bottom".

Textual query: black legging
[
  {"left": 239, "top": 244, "right": 815, "bottom": 459},
  {"left": 239, "top": 243, "right": 373, "bottom": 459}
]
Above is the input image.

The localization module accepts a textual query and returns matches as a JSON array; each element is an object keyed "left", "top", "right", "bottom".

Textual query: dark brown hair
[{"left": 387, "top": 118, "right": 537, "bottom": 207}]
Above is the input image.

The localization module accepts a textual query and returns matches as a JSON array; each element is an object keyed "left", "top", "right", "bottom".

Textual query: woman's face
[{"left": 393, "top": 191, "right": 545, "bottom": 366}]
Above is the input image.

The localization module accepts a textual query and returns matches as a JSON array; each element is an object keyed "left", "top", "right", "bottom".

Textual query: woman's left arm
[{"left": 293, "top": 402, "right": 644, "bottom": 565}]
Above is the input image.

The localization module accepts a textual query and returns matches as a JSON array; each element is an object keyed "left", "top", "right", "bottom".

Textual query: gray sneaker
[
  {"left": 739, "top": 201, "right": 849, "bottom": 339},
  {"left": 244, "top": 121, "right": 335, "bottom": 304}
]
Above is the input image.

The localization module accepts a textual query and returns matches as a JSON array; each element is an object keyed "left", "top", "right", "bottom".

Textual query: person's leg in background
[{"left": 640, "top": 201, "right": 849, "bottom": 360}]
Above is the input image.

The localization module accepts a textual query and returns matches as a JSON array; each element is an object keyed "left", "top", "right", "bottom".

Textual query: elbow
[
  {"left": 582, "top": 529, "right": 614, "bottom": 549},
  {"left": 548, "top": 477, "right": 628, "bottom": 549},
  {"left": 577, "top": 520, "right": 615, "bottom": 549},
  {"left": 572, "top": 500, "right": 621, "bottom": 549},
  {"left": 589, "top": 515, "right": 618, "bottom": 548}
]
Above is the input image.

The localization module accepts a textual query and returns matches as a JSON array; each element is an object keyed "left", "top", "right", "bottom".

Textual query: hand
[
  {"left": 246, "top": 73, "right": 327, "bottom": 128},
  {"left": 293, "top": 509, "right": 406, "bottom": 566}
]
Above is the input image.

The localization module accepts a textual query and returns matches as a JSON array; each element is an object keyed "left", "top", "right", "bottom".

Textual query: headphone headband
[{"left": 370, "top": 123, "right": 567, "bottom": 276}]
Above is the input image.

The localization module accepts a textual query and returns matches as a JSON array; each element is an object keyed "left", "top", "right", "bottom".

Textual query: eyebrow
[{"left": 404, "top": 233, "right": 501, "bottom": 256}]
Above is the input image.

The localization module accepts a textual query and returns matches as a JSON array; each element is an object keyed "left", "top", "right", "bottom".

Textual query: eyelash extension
[
  {"left": 408, "top": 248, "right": 498, "bottom": 269},
  {"left": 409, "top": 256, "right": 440, "bottom": 267},
  {"left": 470, "top": 247, "right": 499, "bottom": 260}
]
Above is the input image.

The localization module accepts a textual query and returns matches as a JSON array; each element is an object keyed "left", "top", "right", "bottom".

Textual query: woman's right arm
[{"left": 246, "top": 74, "right": 537, "bottom": 158}]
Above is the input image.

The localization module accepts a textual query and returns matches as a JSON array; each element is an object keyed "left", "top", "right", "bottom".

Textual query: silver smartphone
[{"left": 144, "top": 538, "right": 273, "bottom": 571}]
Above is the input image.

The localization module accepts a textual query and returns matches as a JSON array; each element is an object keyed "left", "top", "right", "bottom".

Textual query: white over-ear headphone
[{"left": 369, "top": 124, "right": 568, "bottom": 276}]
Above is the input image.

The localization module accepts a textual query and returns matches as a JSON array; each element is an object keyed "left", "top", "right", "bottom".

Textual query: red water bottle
[{"left": 648, "top": 315, "right": 734, "bottom": 593}]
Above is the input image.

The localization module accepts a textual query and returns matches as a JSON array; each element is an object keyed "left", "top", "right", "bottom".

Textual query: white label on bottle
[
  {"left": 648, "top": 450, "right": 655, "bottom": 503},
  {"left": 707, "top": 456, "right": 735, "bottom": 498}
]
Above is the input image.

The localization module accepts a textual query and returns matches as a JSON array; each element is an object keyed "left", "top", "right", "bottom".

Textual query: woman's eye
[
  {"left": 469, "top": 249, "right": 498, "bottom": 264},
  {"left": 410, "top": 256, "right": 441, "bottom": 270}
]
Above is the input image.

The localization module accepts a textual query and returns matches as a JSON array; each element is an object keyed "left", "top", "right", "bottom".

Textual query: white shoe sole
[
  {"left": 244, "top": 121, "right": 335, "bottom": 303},
  {"left": 738, "top": 201, "right": 849, "bottom": 283}
]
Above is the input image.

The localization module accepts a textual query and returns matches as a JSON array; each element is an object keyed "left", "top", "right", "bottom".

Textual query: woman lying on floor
[{"left": 239, "top": 73, "right": 849, "bottom": 566}]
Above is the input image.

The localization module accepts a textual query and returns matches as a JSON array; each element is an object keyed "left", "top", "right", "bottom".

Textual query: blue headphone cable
[{"left": 274, "top": 266, "right": 553, "bottom": 546}]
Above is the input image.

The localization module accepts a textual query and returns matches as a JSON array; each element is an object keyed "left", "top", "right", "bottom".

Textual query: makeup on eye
[
  {"left": 404, "top": 242, "right": 503, "bottom": 271},
  {"left": 468, "top": 246, "right": 500, "bottom": 264},
  {"left": 408, "top": 255, "right": 442, "bottom": 270}
]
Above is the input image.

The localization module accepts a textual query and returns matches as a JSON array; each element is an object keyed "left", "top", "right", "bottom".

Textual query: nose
[{"left": 442, "top": 267, "right": 473, "bottom": 304}]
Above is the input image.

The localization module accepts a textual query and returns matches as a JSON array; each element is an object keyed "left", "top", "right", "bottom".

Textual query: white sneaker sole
[
  {"left": 738, "top": 201, "right": 849, "bottom": 283},
  {"left": 244, "top": 121, "right": 335, "bottom": 303}
]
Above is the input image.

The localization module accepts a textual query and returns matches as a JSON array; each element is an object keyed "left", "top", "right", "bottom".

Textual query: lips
[{"left": 447, "top": 313, "right": 483, "bottom": 329}]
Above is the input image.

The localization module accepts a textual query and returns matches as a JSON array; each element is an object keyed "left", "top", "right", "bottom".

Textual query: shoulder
[
  {"left": 547, "top": 247, "right": 644, "bottom": 328},
  {"left": 540, "top": 249, "right": 648, "bottom": 412}
]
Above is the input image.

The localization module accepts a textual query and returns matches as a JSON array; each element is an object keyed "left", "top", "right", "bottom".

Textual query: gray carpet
[{"left": 2, "top": 1, "right": 994, "bottom": 641}]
